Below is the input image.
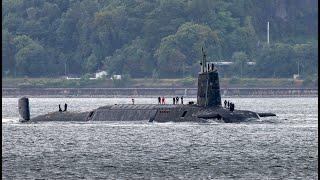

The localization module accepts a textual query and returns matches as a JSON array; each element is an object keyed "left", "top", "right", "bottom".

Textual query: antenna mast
[
  {"left": 201, "top": 47, "right": 207, "bottom": 73},
  {"left": 267, "top": 21, "right": 270, "bottom": 44}
]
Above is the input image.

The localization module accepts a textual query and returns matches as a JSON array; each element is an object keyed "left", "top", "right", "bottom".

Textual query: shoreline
[
  {"left": 2, "top": 96, "right": 317, "bottom": 98},
  {"left": 2, "top": 87, "right": 317, "bottom": 98}
]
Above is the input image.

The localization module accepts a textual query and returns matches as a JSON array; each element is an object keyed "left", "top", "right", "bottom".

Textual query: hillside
[{"left": 2, "top": 0, "right": 318, "bottom": 79}]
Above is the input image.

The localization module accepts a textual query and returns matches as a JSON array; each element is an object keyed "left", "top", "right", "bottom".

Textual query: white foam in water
[{"left": 2, "top": 117, "right": 19, "bottom": 123}]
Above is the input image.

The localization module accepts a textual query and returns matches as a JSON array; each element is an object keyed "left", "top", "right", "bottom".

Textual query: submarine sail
[{"left": 197, "top": 48, "right": 222, "bottom": 107}]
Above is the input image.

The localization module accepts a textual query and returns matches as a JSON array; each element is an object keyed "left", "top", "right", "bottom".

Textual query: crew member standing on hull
[
  {"left": 64, "top": 103, "right": 68, "bottom": 111},
  {"left": 181, "top": 96, "right": 183, "bottom": 104},
  {"left": 158, "top": 97, "right": 161, "bottom": 104},
  {"left": 227, "top": 101, "right": 230, "bottom": 109},
  {"left": 58, "top": 104, "right": 62, "bottom": 112},
  {"left": 161, "top": 97, "right": 165, "bottom": 104},
  {"left": 173, "top": 97, "right": 175, "bottom": 104},
  {"left": 224, "top": 100, "right": 227, "bottom": 108},
  {"left": 230, "top": 103, "right": 234, "bottom": 112},
  {"left": 132, "top": 98, "right": 135, "bottom": 105},
  {"left": 176, "top": 96, "right": 179, "bottom": 104}
]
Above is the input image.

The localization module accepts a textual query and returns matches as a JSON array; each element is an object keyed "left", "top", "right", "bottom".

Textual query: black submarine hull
[{"left": 28, "top": 104, "right": 271, "bottom": 123}]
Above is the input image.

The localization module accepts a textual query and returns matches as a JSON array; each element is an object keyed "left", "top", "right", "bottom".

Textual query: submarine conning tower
[{"left": 197, "top": 48, "right": 222, "bottom": 107}]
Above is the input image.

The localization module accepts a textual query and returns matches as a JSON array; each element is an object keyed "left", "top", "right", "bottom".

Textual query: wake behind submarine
[{"left": 18, "top": 48, "right": 276, "bottom": 123}]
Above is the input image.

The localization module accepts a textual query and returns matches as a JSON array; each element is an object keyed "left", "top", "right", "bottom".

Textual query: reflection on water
[{"left": 2, "top": 98, "right": 318, "bottom": 179}]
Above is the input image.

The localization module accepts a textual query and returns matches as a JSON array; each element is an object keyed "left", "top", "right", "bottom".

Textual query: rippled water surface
[{"left": 2, "top": 98, "right": 318, "bottom": 179}]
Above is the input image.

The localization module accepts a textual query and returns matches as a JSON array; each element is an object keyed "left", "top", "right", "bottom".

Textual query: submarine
[{"left": 18, "top": 48, "right": 276, "bottom": 123}]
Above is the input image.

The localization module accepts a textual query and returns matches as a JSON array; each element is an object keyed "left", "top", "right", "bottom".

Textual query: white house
[
  {"left": 111, "top": 75, "right": 122, "bottom": 80},
  {"left": 293, "top": 74, "right": 300, "bottom": 80},
  {"left": 210, "top": 61, "right": 256, "bottom": 66},
  {"left": 66, "top": 76, "right": 81, "bottom": 80},
  {"left": 95, "top": 71, "right": 108, "bottom": 79}
]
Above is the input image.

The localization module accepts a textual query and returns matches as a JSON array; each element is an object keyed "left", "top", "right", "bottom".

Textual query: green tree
[
  {"left": 226, "top": 17, "right": 258, "bottom": 59},
  {"left": 2, "top": 0, "right": 318, "bottom": 78},
  {"left": 84, "top": 53, "right": 98, "bottom": 73},
  {"left": 2, "top": 30, "right": 14, "bottom": 76},
  {"left": 155, "top": 22, "right": 221, "bottom": 77},
  {"left": 293, "top": 42, "right": 318, "bottom": 77},
  {"left": 14, "top": 39, "right": 47, "bottom": 76},
  {"left": 255, "top": 43, "right": 296, "bottom": 78},
  {"left": 108, "top": 37, "right": 153, "bottom": 78},
  {"left": 231, "top": 51, "right": 248, "bottom": 78}
]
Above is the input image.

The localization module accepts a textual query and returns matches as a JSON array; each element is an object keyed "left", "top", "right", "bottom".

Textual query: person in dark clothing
[
  {"left": 64, "top": 103, "right": 67, "bottom": 111},
  {"left": 59, "top": 104, "right": 62, "bottom": 112},
  {"left": 132, "top": 98, "right": 135, "bottom": 105},
  {"left": 230, "top": 103, "right": 234, "bottom": 112},
  {"left": 173, "top": 97, "right": 176, "bottom": 104},
  {"left": 224, "top": 100, "right": 227, "bottom": 108},
  {"left": 176, "top": 96, "right": 179, "bottom": 104},
  {"left": 227, "top": 101, "right": 230, "bottom": 108},
  {"left": 158, "top": 97, "right": 161, "bottom": 104},
  {"left": 181, "top": 96, "right": 183, "bottom": 104}
]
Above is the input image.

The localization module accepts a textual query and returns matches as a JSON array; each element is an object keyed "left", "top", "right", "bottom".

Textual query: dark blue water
[{"left": 2, "top": 98, "right": 318, "bottom": 179}]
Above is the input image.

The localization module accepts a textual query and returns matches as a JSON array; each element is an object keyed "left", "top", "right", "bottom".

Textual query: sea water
[{"left": 2, "top": 98, "right": 318, "bottom": 179}]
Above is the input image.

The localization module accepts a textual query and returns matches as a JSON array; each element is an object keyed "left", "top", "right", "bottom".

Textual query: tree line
[{"left": 2, "top": 0, "right": 318, "bottom": 79}]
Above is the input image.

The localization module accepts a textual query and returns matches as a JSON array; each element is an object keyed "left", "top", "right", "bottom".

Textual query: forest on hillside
[{"left": 2, "top": 0, "right": 318, "bottom": 79}]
